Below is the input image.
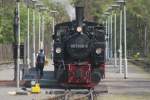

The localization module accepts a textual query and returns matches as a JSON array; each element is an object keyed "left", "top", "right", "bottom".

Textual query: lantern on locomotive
[{"left": 52, "top": 6, "right": 105, "bottom": 88}]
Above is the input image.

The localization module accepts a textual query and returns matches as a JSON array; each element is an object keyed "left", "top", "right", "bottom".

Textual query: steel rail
[{"left": 45, "top": 89, "right": 96, "bottom": 100}]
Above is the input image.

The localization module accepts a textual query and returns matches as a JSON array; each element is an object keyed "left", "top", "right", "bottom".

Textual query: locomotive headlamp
[
  {"left": 56, "top": 47, "right": 61, "bottom": 53},
  {"left": 96, "top": 48, "right": 102, "bottom": 54},
  {"left": 77, "top": 26, "right": 82, "bottom": 32}
]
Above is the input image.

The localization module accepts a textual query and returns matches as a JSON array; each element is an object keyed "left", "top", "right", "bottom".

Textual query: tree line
[{"left": 0, "top": 0, "right": 150, "bottom": 58}]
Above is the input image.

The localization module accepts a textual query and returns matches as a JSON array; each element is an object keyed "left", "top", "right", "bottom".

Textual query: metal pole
[
  {"left": 27, "top": 7, "right": 30, "bottom": 68},
  {"left": 42, "top": 15, "right": 45, "bottom": 49},
  {"left": 38, "top": 12, "right": 41, "bottom": 50},
  {"left": 43, "top": 16, "right": 45, "bottom": 49},
  {"left": 114, "top": 12, "right": 117, "bottom": 67},
  {"left": 52, "top": 16, "right": 55, "bottom": 34},
  {"left": 17, "top": 1, "right": 20, "bottom": 89},
  {"left": 105, "top": 20, "right": 108, "bottom": 61},
  {"left": 107, "top": 17, "right": 110, "bottom": 60},
  {"left": 119, "top": 9, "right": 123, "bottom": 74},
  {"left": 110, "top": 13, "right": 113, "bottom": 59},
  {"left": 108, "top": 16, "right": 110, "bottom": 59},
  {"left": 124, "top": 5, "right": 128, "bottom": 79},
  {"left": 32, "top": 8, "right": 36, "bottom": 68},
  {"left": 144, "top": 24, "right": 147, "bottom": 56},
  {"left": 51, "top": 11, "right": 56, "bottom": 63}
]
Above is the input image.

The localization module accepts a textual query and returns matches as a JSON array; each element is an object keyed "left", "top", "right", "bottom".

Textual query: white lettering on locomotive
[{"left": 70, "top": 44, "right": 88, "bottom": 48}]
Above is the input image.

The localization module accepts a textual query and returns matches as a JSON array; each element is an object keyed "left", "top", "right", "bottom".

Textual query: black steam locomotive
[{"left": 52, "top": 6, "right": 105, "bottom": 88}]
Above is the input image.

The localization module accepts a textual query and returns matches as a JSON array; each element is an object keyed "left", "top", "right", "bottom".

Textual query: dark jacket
[{"left": 37, "top": 52, "right": 45, "bottom": 64}]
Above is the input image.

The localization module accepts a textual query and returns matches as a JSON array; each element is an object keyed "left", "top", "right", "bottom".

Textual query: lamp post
[
  {"left": 144, "top": 21, "right": 147, "bottom": 56},
  {"left": 123, "top": 1, "right": 128, "bottom": 79},
  {"left": 41, "top": 15, "right": 44, "bottom": 49},
  {"left": 38, "top": 11, "right": 41, "bottom": 50},
  {"left": 31, "top": 0, "right": 37, "bottom": 68},
  {"left": 50, "top": 10, "right": 58, "bottom": 35},
  {"left": 115, "top": 0, "right": 123, "bottom": 74},
  {"left": 105, "top": 19, "right": 108, "bottom": 61},
  {"left": 107, "top": 7, "right": 113, "bottom": 59},
  {"left": 106, "top": 6, "right": 114, "bottom": 65},
  {"left": 35, "top": 2, "right": 44, "bottom": 50},
  {"left": 110, "top": 12, "right": 113, "bottom": 59},
  {"left": 50, "top": 10, "right": 58, "bottom": 62},
  {"left": 104, "top": 12, "right": 110, "bottom": 61},
  {"left": 107, "top": 14, "right": 111, "bottom": 60},
  {"left": 102, "top": 14, "right": 108, "bottom": 62},
  {"left": 27, "top": 0, "right": 30, "bottom": 68},
  {"left": 116, "top": 0, "right": 128, "bottom": 78},
  {"left": 39, "top": 7, "right": 48, "bottom": 49},
  {"left": 119, "top": 7, "right": 123, "bottom": 74},
  {"left": 111, "top": 4, "right": 120, "bottom": 68},
  {"left": 16, "top": 0, "right": 20, "bottom": 90},
  {"left": 104, "top": 12, "right": 111, "bottom": 60}
]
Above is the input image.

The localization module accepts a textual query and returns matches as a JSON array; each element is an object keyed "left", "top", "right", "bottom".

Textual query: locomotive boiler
[{"left": 52, "top": 6, "right": 105, "bottom": 89}]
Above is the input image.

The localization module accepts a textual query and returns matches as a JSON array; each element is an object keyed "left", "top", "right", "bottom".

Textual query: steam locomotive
[{"left": 52, "top": 6, "right": 105, "bottom": 89}]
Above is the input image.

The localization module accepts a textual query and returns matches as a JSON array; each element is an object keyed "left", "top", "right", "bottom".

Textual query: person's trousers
[{"left": 36, "top": 63, "right": 44, "bottom": 77}]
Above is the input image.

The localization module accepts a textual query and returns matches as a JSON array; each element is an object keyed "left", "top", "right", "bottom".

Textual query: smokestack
[{"left": 75, "top": 6, "right": 84, "bottom": 27}]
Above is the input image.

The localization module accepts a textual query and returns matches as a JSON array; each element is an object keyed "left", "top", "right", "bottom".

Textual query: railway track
[
  {"left": 42, "top": 80, "right": 108, "bottom": 100},
  {"left": 45, "top": 89, "right": 96, "bottom": 100}
]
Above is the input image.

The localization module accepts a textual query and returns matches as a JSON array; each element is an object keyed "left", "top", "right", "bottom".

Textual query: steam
[{"left": 51, "top": 0, "right": 75, "bottom": 21}]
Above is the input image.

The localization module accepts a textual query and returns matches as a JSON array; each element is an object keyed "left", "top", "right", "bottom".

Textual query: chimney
[{"left": 75, "top": 6, "right": 84, "bottom": 27}]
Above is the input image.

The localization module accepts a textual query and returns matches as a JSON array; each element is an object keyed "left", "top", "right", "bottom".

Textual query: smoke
[{"left": 51, "top": 0, "right": 75, "bottom": 21}]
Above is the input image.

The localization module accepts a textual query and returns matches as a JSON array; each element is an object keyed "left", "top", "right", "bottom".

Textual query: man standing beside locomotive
[{"left": 36, "top": 49, "right": 45, "bottom": 79}]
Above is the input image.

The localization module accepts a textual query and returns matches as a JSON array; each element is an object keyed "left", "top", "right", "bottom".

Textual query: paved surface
[
  {"left": 104, "top": 62, "right": 150, "bottom": 94},
  {"left": 1, "top": 59, "right": 150, "bottom": 100},
  {"left": 0, "top": 87, "right": 53, "bottom": 100},
  {"left": 0, "top": 60, "right": 58, "bottom": 100},
  {"left": 0, "top": 63, "right": 14, "bottom": 80},
  {"left": 96, "top": 61, "right": 150, "bottom": 100}
]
